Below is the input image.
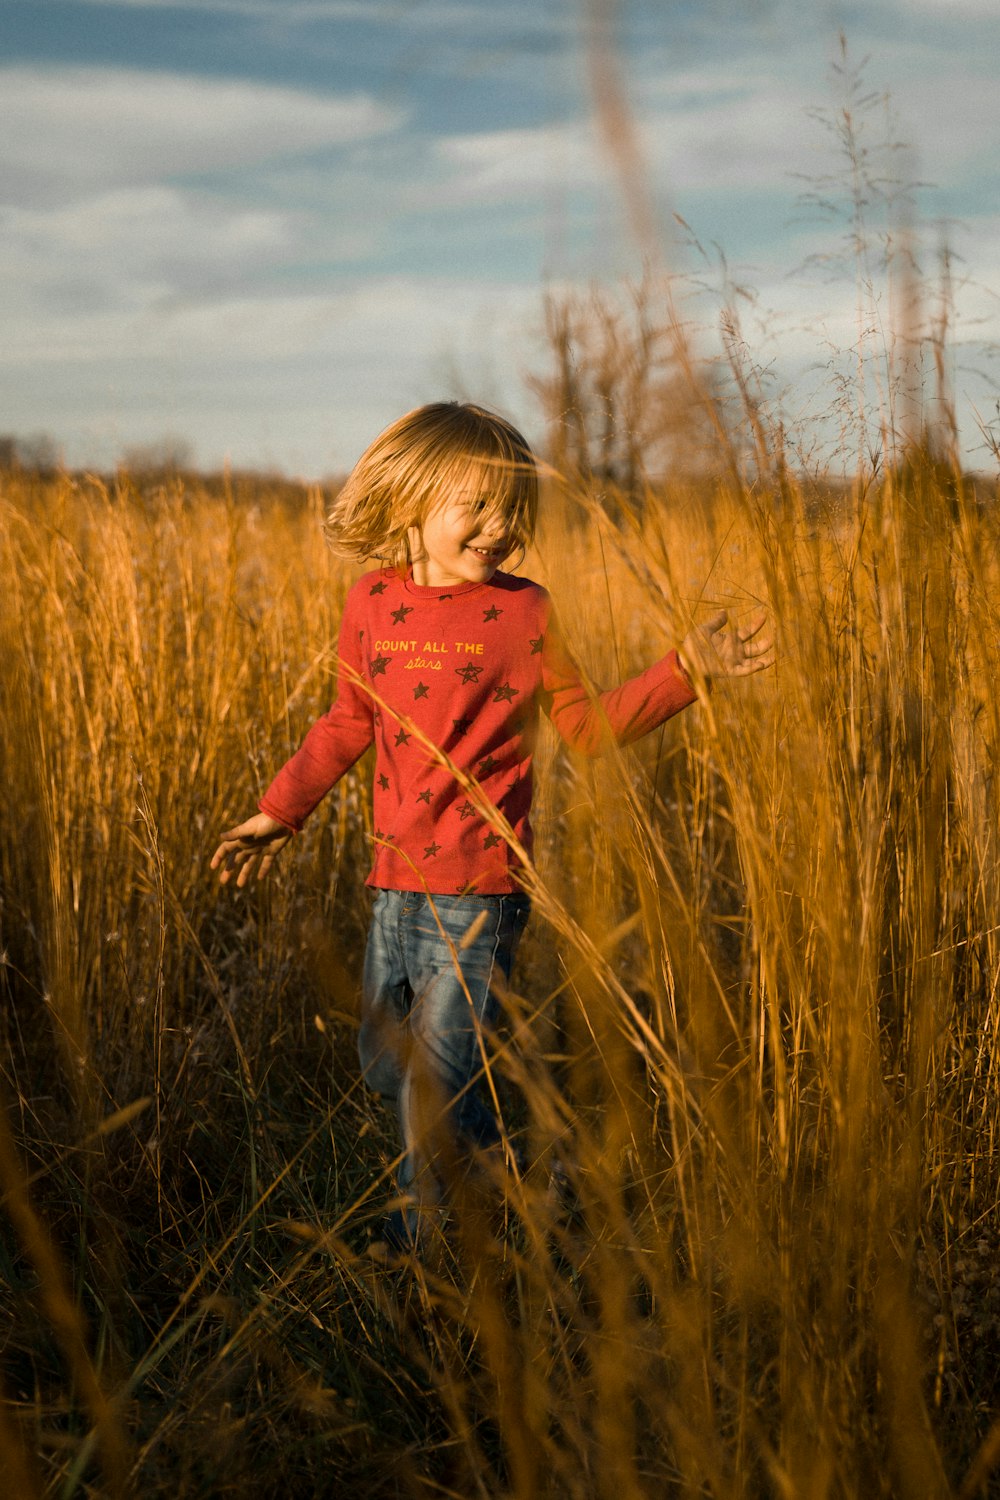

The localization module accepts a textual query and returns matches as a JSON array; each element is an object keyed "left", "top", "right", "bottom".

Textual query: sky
[{"left": 2, "top": 0, "right": 998, "bottom": 476}]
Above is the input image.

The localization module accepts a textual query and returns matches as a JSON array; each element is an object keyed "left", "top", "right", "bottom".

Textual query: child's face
[{"left": 408, "top": 488, "right": 513, "bottom": 588}]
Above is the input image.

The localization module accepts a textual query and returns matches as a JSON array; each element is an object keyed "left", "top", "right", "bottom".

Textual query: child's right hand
[{"left": 210, "top": 812, "right": 292, "bottom": 887}]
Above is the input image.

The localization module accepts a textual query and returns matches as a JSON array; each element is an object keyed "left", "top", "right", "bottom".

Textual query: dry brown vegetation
[{"left": 2, "top": 399, "right": 1000, "bottom": 1499}]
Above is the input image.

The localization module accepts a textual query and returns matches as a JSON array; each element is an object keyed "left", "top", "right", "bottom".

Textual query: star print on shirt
[
  {"left": 370, "top": 654, "right": 391, "bottom": 677},
  {"left": 391, "top": 604, "right": 413, "bottom": 625},
  {"left": 413, "top": 682, "right": 430, "bottom": 699},
  {"left": 370, "top": 580, "right": 387, "bottom": 595},
  {"left": 416, "top": 789, "right": 432, "bottom": 804},
  {"left": 483, "top": 831, "right": 503, "bottom": 850},
  {"left": 394, "top": 727, "right": 410, "bottom": 747},
  {"left": 378, "top": 773, "right": 390, "bottom": 791},
  {"left": 493, "top": 682, "right": 519, "bottom": 703},
  {"left": 477, "top": 755, "right": 499, "bottom": 778},
  {"left": 452, "top": 717, "right": 472, "bottom": 738},
  {"left": 424, "top": 842, "right": 441, "bottom": 859},
  {"left": 483, "top": 604, "right": 503, "bottom": 622},
  {"left": 457, "top": 800, "right": 477, "bottom": 820},
  {"left": 529, "top": 635, "right": 544, "bottom": 655},
  {"left": 456, "top": 662, "right": 483, "bottom": 684}
]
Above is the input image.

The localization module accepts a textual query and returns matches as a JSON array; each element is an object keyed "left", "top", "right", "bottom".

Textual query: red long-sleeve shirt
[{"left": 259, "top": 567, "right": 696, "bottom": 893}]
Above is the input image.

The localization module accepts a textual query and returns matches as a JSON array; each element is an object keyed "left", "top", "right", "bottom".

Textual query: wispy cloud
[
  {"left": 4, "top": 186, "right": 302, "bottom": 316},
  {"left": 64, "top": 0, "right": 400, "bottom": 13},
  {"left": 63, "top": 0, "right": 580, "bottom": 34},
  {"left": 436, "top": 67, "right": 820, "bottom": 206},
  {"left": 3, "top": 65, "right": 403, "bottom": 204},
  {"left": 887, "top": 0, "right": 1000, "bottom": 16}
]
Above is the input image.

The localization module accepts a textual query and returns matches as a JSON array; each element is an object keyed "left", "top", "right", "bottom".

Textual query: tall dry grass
[{"left": 2, "top": 422, "right": 1000, "bottom": 1497}]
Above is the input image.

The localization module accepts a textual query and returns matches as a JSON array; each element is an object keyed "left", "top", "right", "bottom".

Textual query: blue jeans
[{"left": 359, "top": 889, "right": 530, "bottom": 1234}]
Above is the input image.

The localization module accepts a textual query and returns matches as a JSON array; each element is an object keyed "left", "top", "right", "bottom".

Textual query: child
[{"left": 211, "top": 402, "right": 772, "bottom": 1252}]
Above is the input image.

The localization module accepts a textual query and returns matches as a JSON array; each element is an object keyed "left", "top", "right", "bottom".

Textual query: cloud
[
  {"left": 640, "top": 38, "right": 1000, "bottom": 200},
  {"left": 885, "top": 71, "right": 1000, "bottom": 189},
  {"left": 437, "top": 120, "right": 598, "bottom": 196},
  {"left": 68, "top": 0, "right": 366, "bottom": 9},
  {"left": 0, "top": 62, "right": 416, "bottom": 462},
  {"left": 0, "top": 270, "right": 542, "bottom": 369},
  {"left": 0, "top": 271, "right": 545, "bottom": 471},
  {"left": 2, "top": 185, "right": 306, "bottom": 322},
  {"left": 58, "top": 0, "right": 390, "bottom": 17},
  {"left": 886, "top": 0, "right": 1000, "bottom": 16},
  {"left": 435, "top": 75, "right": 820, "bottom": 206},
  {"left": 434, "top": 32, "right": 999, "bottom": 229},
  {"left": 3, "top": 65, "right": 403, "bottom": 204},
  {"left": 63, "top": 0, "right": 581, "bottom": 37}
]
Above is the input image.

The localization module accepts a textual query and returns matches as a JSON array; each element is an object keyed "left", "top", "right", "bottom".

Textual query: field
[{"left": 2, "top": 431, "right": 1000, "bottom": 1498}]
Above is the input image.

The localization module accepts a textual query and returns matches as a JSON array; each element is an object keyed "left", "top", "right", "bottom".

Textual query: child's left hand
[{"left": 678, "top": 610, "right": 774, "bottom": 684}]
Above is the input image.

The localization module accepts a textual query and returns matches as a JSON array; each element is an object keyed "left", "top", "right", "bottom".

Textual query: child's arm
[
  {"left": 541, "top": 605, "right": 772, "bottom": 755},
  {"left": 256, "top": 583, "right": 375, "bottom": 831},
  {"left": 211, "top": 583, "right": 375, "bottom": 885},
  {"left": 211, "top": 812, "right": 292, "bottom": 887}
]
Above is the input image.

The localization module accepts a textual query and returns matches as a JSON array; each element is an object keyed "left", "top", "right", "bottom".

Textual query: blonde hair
[{"left": 324, "top": 402, "right": 538, "bottom": 571}]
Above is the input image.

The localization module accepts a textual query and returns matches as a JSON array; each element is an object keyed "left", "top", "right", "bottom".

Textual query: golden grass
[{"left": 2, "top": 453, "right": 1000, "bottom": 1497}]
